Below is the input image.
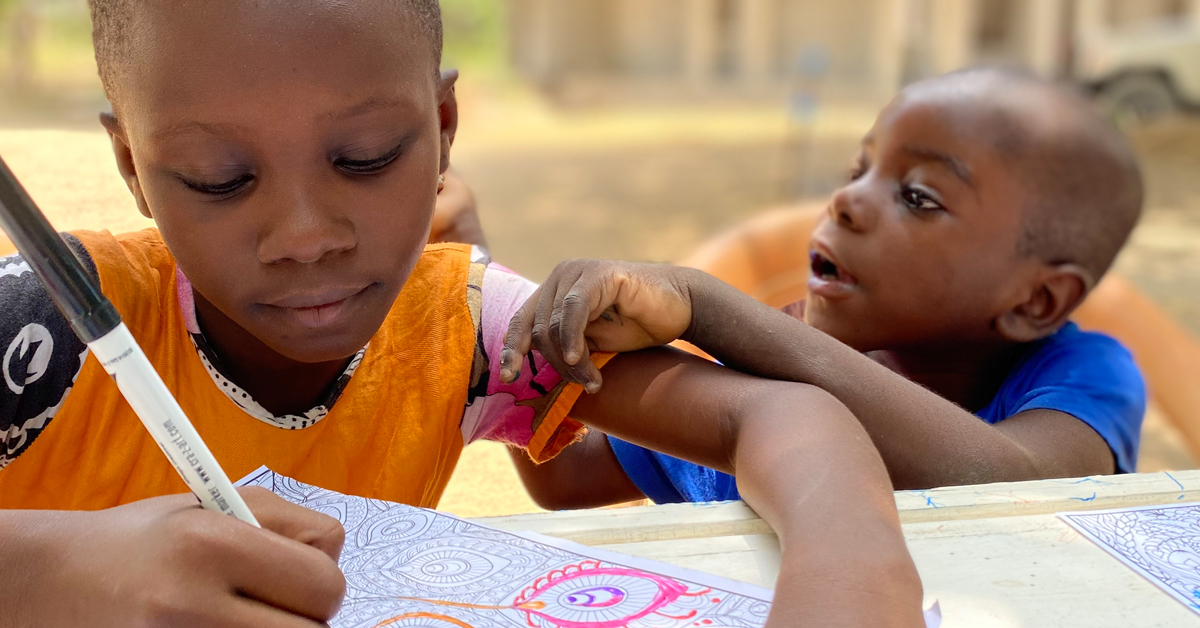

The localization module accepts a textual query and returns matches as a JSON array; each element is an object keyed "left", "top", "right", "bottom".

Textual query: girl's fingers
[{"left": 221, "top": 598, "right": 332, "bottom": 628}]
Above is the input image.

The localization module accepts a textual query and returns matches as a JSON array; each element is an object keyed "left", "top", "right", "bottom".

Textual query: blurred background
[{"left": 3, "top": 0, "right": 1200, "bottom": 515}]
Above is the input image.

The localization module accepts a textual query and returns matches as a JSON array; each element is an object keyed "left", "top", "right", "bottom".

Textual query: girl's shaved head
[{"left": 88, "top": 0, "right": 443, "bottom": 113}]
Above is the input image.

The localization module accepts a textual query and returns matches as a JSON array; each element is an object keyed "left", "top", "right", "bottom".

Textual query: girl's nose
[{"left": 257, "top": 191, "right": 356, "bottom": 265}]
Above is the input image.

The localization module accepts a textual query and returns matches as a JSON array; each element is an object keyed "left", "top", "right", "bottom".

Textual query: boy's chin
[{"left": 804, "top": 306, "right": 879, "bottom": 353}]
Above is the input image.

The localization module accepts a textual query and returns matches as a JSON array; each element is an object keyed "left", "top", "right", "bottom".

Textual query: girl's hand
[
  {"left": 3, "top": 487, "right": 347, "bottom": 627},
  {"left": 500, "top": 260, "right": 697, "bottom": 392}
]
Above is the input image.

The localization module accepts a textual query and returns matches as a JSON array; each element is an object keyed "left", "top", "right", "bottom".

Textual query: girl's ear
[
  {"left": 100, "top": 112, "right": 153, "bottom": 220},
  {"left": 996, "top": 264, "right": 1093, "bottom": 343},
  {"left": 436, "top": 69, "right": 460, "bottom": 176}
]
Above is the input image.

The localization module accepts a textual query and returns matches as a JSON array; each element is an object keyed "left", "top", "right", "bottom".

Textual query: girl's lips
[
  {"left": 287, "top": 297, "right": 352, "bottom": 329},
  {"left": 267, "top": 286, "right": 370, "bottom": 329}
]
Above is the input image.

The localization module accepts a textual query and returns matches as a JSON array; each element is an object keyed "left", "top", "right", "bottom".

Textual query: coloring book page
[
  {"left": 237, "top": 467, "right": 774, "bottom": 628},
  {"left": 1060, "top": 502, "right": 1200, "bottom": 615}
]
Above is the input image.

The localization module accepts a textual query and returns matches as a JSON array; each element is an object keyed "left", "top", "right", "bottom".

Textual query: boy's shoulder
[
  {"left": 985, "top": 322, "right": 1146, "bottom": 472},
  {"left": 1012, "top": 322, "right": 1139, "bottom": 381}
]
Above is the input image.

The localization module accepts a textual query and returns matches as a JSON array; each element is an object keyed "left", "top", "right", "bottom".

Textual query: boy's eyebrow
[{"left": 902, "top": 146, "right": 974, "bottom": 187}]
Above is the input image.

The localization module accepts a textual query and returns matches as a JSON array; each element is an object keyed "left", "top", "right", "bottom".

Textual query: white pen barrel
[{"left": 88, "top": 323, "right": 260, "bottom": 527}]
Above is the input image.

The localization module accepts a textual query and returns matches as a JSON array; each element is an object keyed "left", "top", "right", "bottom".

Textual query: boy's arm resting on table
[
  {"left": 572, "top": 350, "right": 923, "bottom": 628},
  {"left": 509, "top": 260, "right": 1121, "bottom": 492},
  {"left": 681, "top": 271, "right": 1119, "bottom": 488},
  {"left": 501, "top": 296, "right": 925, "bottom": 627}
]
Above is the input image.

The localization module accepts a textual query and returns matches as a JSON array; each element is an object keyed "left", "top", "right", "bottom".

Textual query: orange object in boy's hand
[
  {"left": 1, "top": 486, "right": 346, "bottom": 627},
  {"left": 500, "top": 259, "right": 697, "bottom": 393}
]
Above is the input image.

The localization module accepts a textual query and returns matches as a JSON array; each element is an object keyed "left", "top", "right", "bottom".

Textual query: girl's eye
[
  {"left": 899, "top": 185, "right": 945, "bottom": 213},
  {"left": 335, "top": 142, "right": 404, "bottom": 175},
  {"left": 178, "top": 174, "right": 254, "bottom": 198}
]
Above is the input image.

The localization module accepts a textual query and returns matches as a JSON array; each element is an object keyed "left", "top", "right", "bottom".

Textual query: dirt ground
[{"left": 2, "top": 103, "right": 1199, "bottom": 517}]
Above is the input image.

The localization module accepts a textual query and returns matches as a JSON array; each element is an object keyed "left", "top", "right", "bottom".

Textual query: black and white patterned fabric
[{"left": 0, "top": 235, "right": 95, "bottom": 468}]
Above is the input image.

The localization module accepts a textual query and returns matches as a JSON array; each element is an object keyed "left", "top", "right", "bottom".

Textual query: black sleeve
[{"left": 0, "top": 234, "right": 96, "bottom": 469}]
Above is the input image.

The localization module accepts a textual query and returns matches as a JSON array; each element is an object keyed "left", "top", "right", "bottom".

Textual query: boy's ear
[
  {"left": 996, "top": 263, "right": 1094, "bottom": 343},
  {"left": 100, "top": 112, "right": 153, "bottom": 220},
  {"left": 437, "top": 69, "right": 460, "bottom": 176}
]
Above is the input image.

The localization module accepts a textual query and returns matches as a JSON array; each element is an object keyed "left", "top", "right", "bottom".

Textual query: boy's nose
[
  {"left": 257, "top": 194, "right": 356, "bottom": 265},
  {"left": 828, "top": 184, "right": 879, "bottom": 233}
]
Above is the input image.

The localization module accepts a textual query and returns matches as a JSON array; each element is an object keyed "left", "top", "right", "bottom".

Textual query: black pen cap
[{"left": 0, "top": 155, "right": 122, "bottom": 343}]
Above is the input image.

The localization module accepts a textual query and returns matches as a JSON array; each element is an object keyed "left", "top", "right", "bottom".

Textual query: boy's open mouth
[{"left": 808, "top": 250, "right": 860, "bottom": 299}]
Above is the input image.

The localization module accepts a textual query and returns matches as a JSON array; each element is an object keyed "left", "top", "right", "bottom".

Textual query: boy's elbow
[{"left": 522, "top": 480, "right": 607, "bottom": 511}]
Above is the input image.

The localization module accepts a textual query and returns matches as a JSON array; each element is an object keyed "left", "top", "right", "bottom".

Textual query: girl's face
[{"left": 105, "top": 0, "right": 456, "bottom": 364}]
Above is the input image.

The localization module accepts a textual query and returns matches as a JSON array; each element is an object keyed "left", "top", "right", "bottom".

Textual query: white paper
[
  {"left": 238, "top": 467, "right": 940, "bottom": 628},
  {"left": 1060, "top": 502, "right": 1200, "bottom": 615}
]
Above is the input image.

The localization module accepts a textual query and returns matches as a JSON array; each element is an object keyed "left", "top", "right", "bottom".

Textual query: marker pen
[{"left": 0, "top": 155, "right": 258, "bottom": 526}]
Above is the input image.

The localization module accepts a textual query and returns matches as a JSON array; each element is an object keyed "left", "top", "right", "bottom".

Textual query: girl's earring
[{"left": 437, "top": 175, "right": 446, "bottom": 193}]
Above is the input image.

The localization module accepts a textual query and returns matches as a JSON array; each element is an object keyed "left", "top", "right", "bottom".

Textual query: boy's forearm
[
  {"left": 732, "top": 386, "right": 923, "bottom": 627},
  {"left": 681, "top": 269, "right": 1044, "bottom": 489}
]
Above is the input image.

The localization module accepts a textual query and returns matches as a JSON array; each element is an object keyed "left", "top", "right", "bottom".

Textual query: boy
[
  {"left": 501, "top": 68, "right": 1147, "bottom": 506},
  {"left": 0, "top": 1, "right": 924, "bottom": 626}
]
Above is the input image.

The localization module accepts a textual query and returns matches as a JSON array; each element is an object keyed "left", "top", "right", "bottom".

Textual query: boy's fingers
[
  {"left": 501, "top": 295, "right": 538, "bottom": 382},
  {"left": 549, "top": 266, "right": 590, "bottom": 365},
  {"left": 559, "top": 274, "right": 608, "bottom": 366},
  {"left": 238, "top": 487, "right": 345, "bottom": 560},
  {"left": 530, "top": 282, "right": 593, "bottom": 389},
  {"left": 546, "top": 282, "right": 601, "bottom": 389}
]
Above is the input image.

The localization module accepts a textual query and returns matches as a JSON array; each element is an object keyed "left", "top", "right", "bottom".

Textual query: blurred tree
[
  {"left": 440, "top": 0, "right": 506, "bottom": 72},
  {"left": 1, "top": 0, "right": 39, "bottom": 94}
]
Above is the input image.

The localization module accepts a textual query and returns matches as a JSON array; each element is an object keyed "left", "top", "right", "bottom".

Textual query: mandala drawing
[
  {"left": 1061, "top": 503, "right": 1200, "bottom": 614},
  {"left": 238, "top": 468, "right": 772, "bottom": 628}
]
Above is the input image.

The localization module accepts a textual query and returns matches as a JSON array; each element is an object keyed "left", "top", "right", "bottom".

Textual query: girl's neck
[{"left": 193, "top": 290, "right": 351, "bottom": 416}]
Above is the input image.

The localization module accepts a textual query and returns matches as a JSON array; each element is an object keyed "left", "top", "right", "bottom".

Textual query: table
[{"left": 476, "top": 470, "right": 1200, "bottom": 627}]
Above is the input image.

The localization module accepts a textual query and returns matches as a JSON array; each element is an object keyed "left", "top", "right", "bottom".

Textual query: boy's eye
[
  {"left": 847, "top": 156, "right": 869, "bottom": 182},
  {"left": 177, "top": 174, "right": 254, "bottom": 198},
  {"left": 335, "top": 142, "right": 405, "bottom": 175},
  {"left": 899, "top": 185, "right": 945, "bottom": 213}
]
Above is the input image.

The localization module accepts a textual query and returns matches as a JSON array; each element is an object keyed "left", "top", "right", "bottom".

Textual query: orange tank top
[{"left": 0, "top": 230, "right": 526, "bottom": 509}]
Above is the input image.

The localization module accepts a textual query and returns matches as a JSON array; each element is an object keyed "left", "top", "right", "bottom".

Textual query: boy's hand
[
  {"left": 6, "top": 487, "right": 346, "bottom": 627},
  {"left": 500, "top": 260, "right": 696, "bottom": 392}
]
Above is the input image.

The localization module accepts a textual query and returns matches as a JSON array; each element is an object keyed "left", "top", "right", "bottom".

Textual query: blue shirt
[{"left": 609, "top": 323, "right": 1146, "bottom": 504}]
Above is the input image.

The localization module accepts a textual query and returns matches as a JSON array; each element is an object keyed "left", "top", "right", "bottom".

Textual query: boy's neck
[
  {"left": 866, "top": 342, "right": 1029, "bottom": 413},
  {"left": 193, "top": 291, "right": 353, "bottom": 416}
]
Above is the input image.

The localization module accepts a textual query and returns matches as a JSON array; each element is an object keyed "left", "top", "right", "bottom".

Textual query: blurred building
[{"left": 507, "top": 0, "right": 1200, "bottom": 103}]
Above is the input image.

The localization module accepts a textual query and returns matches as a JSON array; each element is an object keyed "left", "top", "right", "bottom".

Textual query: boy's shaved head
[
  {"left": 919, "top": 68, "right": 1144, "bottom": 281},
  {"left": 808, "top": 67, "right": 1144, "bottom": 352},
  {"left": 88, "top": 0, "right": 443, "bottom": 112}
]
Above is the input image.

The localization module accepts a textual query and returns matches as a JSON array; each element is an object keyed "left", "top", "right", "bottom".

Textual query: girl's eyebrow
[
  {"left": 153, "top": 120, "right": 243, "bottom": 141},
  {"left": 154, "top": 95, "right": 416, "bottom": 139},
  {"left": 327, "top": 95, "right": 413, "bottom": 121}
]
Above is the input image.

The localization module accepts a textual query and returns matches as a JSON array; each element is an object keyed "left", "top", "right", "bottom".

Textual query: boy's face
[
  {"left": 805, "top": 83, "right": 1046, "bottom": 352},
  {"left": 108, "top": 0, "right": 453, "bottom": 363}
]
